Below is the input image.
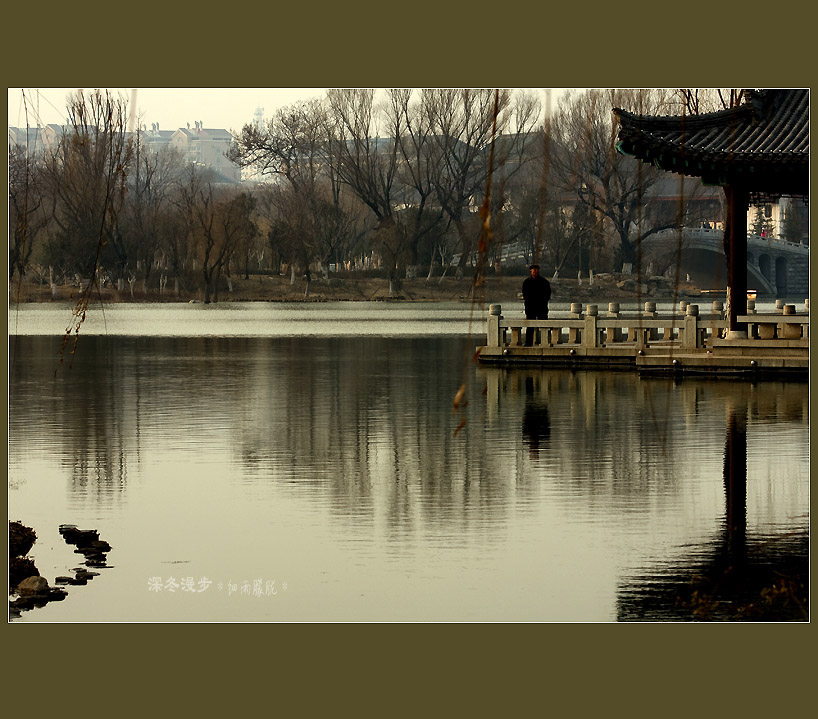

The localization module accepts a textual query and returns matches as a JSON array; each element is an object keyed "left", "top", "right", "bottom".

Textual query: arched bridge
[{"left": 643, "top": 227, "right": 810, "bottom": 296}]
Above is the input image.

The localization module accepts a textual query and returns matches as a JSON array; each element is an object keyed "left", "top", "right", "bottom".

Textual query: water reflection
[
  {"left": 615, "top": 395, "right": 808, "bottom": 621},
  {"left": 8, "top": 333, "right": 809, "bottom": 621},
  {"left": 521, "top": 376, "right": 551, "bottom": 459}
]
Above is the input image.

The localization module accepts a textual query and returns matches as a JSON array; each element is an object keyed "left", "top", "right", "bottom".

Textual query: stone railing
[
  {"left": 487, "top": 301, "right": 729, "bottom": 350},
  {"left": 737, "top": 299, "right": 810, "bottom": 341},
  {"left": 486, "top": 299, "right": 811, "bottom": 350}
]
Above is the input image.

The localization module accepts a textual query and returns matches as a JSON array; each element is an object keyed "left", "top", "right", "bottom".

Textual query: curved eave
[{"left": 617, "top": 138, "right": 808, "bottom": 194}]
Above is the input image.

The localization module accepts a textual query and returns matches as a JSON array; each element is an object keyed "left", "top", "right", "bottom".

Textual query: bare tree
[
  {"left": 39, "top": 89, "right": 133, "bottom": 282},
  {"left": 550, "top": 88, "right": 691, "bottom": 272},
  {"left": 385, "top": 89, "right": 448, "bottom": 279},
  {"left": 176, "top": 166, "right": 256, "bottom": 303},
  {"left": 8, "top": 144, "right": 49, "bottom": 282},
  {"left": 124, "top": 136, "right": 187, "bottom": 293},
  {"left": 424, "top": 89, "right": 542, "bottom": 278},
  {"left": 324, "top": 89, "right": 407, "bottom": 294}
]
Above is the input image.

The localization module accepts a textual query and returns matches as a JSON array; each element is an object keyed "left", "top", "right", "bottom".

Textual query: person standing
[{"left": 522, "top": 264, "right": 551, "bottom": 346}]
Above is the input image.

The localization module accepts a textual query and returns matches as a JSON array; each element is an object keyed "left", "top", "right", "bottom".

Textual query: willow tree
[{"left": 39, "top": 90, "right": 133, "bottom": 284}]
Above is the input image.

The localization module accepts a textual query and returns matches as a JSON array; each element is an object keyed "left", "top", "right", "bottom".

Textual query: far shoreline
[{"left": 9, "top": 272, "right": 707, "bottom": 307}]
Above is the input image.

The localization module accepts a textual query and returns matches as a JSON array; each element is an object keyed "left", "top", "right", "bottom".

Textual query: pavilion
[{"left": 614, "top": 89, "right": 809, "bottom": 335}]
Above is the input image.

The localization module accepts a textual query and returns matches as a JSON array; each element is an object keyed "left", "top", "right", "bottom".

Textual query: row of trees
[
  {"left": 10, "top": 88, "right": 730, "bottom": 301},
  {"left": 10, "top": 90, "right": 262, "bottom": 303}
]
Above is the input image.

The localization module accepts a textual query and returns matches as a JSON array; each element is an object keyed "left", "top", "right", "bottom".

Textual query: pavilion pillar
[{"left": 724, "top": 183, "right": 748, "bottom": 335}]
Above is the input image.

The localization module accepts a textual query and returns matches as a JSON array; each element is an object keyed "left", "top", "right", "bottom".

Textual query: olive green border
[{"left": 3, "top": 2, "right": 812, "bottom": 714}]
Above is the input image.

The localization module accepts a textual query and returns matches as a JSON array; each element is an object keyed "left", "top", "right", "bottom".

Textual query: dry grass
[{"left": 8, "top": 272, "right": 695, "bottom": 306}]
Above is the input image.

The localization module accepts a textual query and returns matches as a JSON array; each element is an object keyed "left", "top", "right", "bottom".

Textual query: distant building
[
  {"left": 9, "top": 119, "right": 242, "bottom": 184},
  {"left": 169, "top": 122, "right": 240, "bottom": 182}
]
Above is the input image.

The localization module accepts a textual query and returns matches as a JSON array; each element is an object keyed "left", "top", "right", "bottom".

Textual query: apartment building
[{"left": 9, "top": 120, "right": 241, "bottom": 183}]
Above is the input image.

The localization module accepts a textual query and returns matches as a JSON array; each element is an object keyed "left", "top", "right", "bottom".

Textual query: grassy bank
[{"left": 9, "top": 272, "right": 701, "bottom": 306}]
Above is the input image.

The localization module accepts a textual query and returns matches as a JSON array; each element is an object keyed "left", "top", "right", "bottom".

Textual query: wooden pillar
[{"left": 724, "top": 183, "right": 748, "bottom": 334}]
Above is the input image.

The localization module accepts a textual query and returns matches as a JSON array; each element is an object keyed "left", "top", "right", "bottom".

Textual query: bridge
[{"left": 643, "top": 227, "right": 810, "bottom": 297}]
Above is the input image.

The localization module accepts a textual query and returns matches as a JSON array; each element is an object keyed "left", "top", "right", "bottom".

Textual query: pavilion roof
[{"left": 614, "top": 89, "right": 809, "bottom": 197}]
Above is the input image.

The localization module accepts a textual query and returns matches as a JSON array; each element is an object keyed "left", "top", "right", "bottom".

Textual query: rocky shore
[{"left": 8, "top": 520, "right": 112, "bottom": 619}]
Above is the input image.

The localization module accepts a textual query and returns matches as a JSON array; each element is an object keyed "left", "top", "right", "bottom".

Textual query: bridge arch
[
  {"left": 776, "top": 256, "right": 788, "bottom": 295},
  {"left": 758, "top": 254, "right": 772, "bottom": 282}
]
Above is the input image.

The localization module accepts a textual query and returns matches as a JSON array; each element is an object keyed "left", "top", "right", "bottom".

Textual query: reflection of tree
[
  {"left": 12, "top": 331, "right": 806, "bottom": 597},
  {"left": 233, "top": 337, "right": 518, "bottom": 540},
  {"left": 9, "top": 336, "right": 139, "bottom": 504}
]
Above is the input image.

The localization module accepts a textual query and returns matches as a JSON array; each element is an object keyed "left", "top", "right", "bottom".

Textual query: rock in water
[{"left": 16, "top": 575, "right": 50, "bottom": 596}]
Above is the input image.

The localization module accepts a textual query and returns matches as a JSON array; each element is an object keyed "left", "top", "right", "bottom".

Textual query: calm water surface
[{"left": 8, "top": 302, "right": 809, "bottom": 621}]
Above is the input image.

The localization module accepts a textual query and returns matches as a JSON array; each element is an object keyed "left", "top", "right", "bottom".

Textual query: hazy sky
[
  {"left": 8, "top": 87, "right": 565, "bottom": 134},
  {"left": 8, "top": 87, "right": 330, "bottom": 133}
]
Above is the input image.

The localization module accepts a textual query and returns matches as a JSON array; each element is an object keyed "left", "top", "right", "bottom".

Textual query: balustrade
[{"left": 485, "top": 300, "right": 809, "bottom": 352}]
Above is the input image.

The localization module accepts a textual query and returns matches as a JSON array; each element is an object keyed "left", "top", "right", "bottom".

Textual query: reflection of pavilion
[
  {"left": 616, "top": 400, "right": 808, "bottom": 621},
  {"left": 479, "top": 365, "right": 808, "bottom": 620}
]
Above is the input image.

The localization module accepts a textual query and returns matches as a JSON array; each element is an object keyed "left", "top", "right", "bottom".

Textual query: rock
[
  {"left": 16, "top": 575, "right": 50, "bottom": 596},
  {"left": 9, "top": 557, "right": 39, "bottom": 589},
  {"left": 9, "top": 521, "right": 37, "bottom": 558},
  {"left": 72, "top": 568, "right": 100, "bottom": 578},
  {"left": 60, "top": 527, "right": 99, "bottom": 546}
]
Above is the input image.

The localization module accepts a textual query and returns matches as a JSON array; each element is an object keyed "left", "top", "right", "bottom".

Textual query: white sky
[
  {"left": 8, "top": 87, "right": 568, "bottom": 134},
  {"left": 8, "top": 88, "right": 330, "bottom": 133}
]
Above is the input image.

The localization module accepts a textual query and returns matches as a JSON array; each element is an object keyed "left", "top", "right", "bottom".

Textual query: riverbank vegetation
[
  {"left": 10, "top": 88, "right": 731, "bottom": 306},
  {"left": 8, "top": 270, "right": 700, "bottom": 305}
]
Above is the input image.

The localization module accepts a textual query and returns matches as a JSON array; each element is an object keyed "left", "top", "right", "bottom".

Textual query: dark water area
[{"left": 8, "top": 306, "right": 809, "bottom": 621}]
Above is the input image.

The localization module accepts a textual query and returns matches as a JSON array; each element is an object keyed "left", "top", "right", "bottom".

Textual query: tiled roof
[{"left": 614, "top": 89, "right": 809, "bottom": 195}]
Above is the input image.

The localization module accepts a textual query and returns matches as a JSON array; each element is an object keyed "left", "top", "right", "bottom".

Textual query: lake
[{"left": 8, "top": 302, "right": 809, "bottom": 621}]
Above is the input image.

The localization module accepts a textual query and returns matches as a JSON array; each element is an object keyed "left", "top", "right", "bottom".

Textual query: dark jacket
[{"left": 522, "top": 275, "right": 551, "bottom": 319}]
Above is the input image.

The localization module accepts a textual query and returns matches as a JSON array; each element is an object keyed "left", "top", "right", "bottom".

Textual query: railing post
[
  {"left": 583, "top": 304, "right": 599, "bottom": 348},
  {"left": 644, "top": 301, "right": 658, "bottom": 341},
  {"left": 782, "top": 304, "right": 802, "bottom": 339},
  {"left": 569, "top": 302, "right": 583, "bottom": 344},
  {"left": 488, "top": 304, "right": 502, "bottom": 346},
  {"left": 607, "top": 302, "right": 622, "bottom": 343},
  {"left": 746, "top": 299, "right": 758, "bottom": 338},
  {"left": 683, "top": 304, "right": 701, "bottom": 348}
]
